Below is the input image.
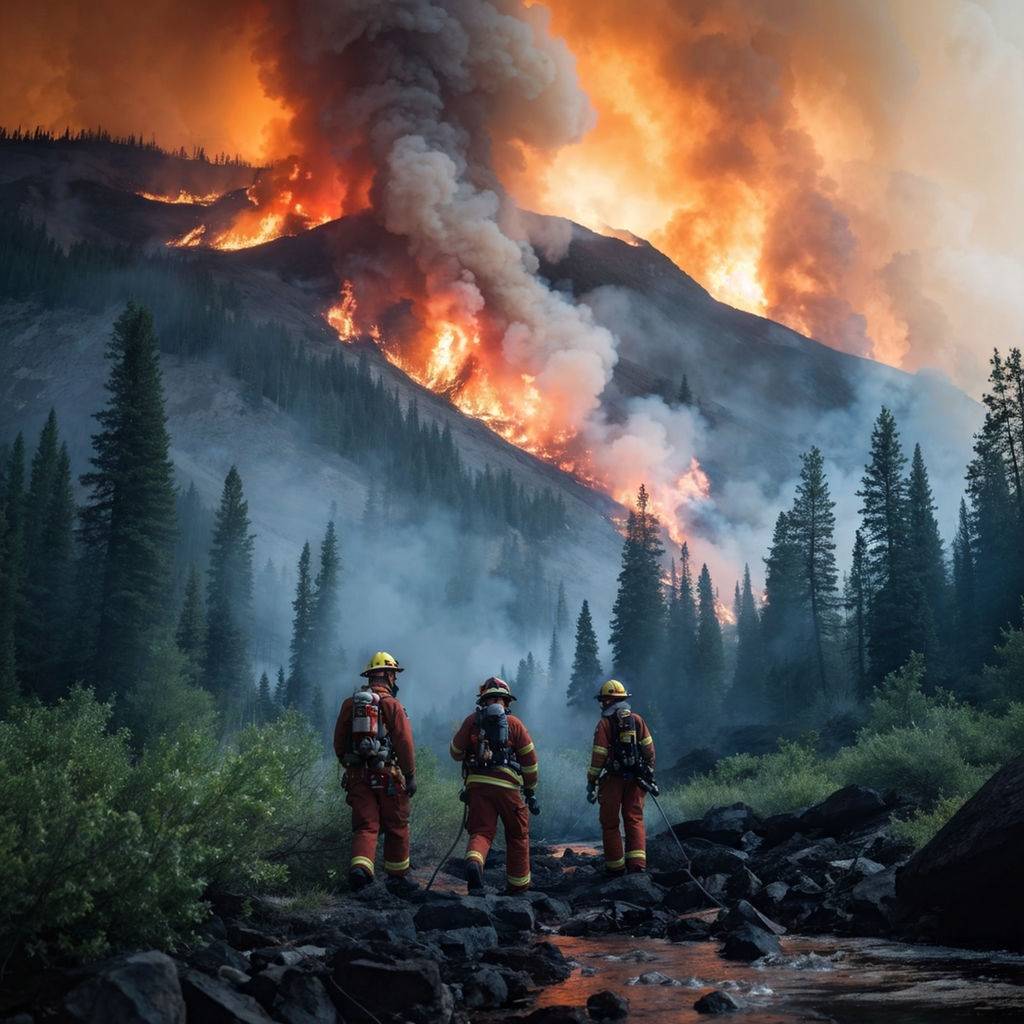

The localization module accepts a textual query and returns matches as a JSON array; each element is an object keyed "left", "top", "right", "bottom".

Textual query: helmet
[
  {"left": 595, "top": 679, "right": 631, "bottom": 701},
  {"left": 361, "top": 651, "right": 404, "bottom": 678},
  {"left": 477, "top": 676, "right": 517, "bottom": 703}
]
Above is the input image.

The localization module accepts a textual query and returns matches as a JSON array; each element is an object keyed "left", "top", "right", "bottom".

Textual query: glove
[
  {"left": 586, "top": 782, "right": 598, "bottom": 804},
  {"left": 525, "top": 790, "right": 540, "bottom": 816},
  {"left": 404, "top": 774, "right": 417, "bottom": 798}
]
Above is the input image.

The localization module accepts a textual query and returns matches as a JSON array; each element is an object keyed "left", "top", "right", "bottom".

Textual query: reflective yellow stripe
[
  {"left": 466, "top": 849, "right": 485, "bottom": 864},
  {"left": 507, "top": 872, "right": 531, "bottom": 887},
  {"left": 384, "top": 857, "right": 410, "bottom": 872},
  {"left": 497, "top": 765, "right": 524, "bottom": 784},
  {"left": 518, "top": 742, "right": 535, "bottom": 755},
  {"left": 640, "top": 735, "right": 653, "bottom": 746},
  {"left": 521, "top": 764, "right": 538, "bottom": 775},
  {"left": 625, "top": 849, "right": 646, "bottom": 859},
  {"left": 592, "top": 745, "right": 608, "bottom": 754},
  {"left": 587, "top": 768, "right": 601, "bottom": 779},
  {"left": 466, "top": 774, "right": 521, "bottom": 791},
  {"left": 351, "top": 856, "right": 375, "bottom": 874},
  {"left": 450, "top": 741, "right": 462, "bottom": 753},
  {"left": 605, "top": 857, "right": 625, "bottom": 869}
]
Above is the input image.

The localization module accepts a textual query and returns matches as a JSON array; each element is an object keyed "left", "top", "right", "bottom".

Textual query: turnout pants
[
  {"left": 347, "top": 773, "right": 411, "bottom": 878},
  {"left": 599, "top": 774, "right": 647, "bottom": 873},
  {"left": 465, "top": 782, "right": 531, "bottom": 892}
]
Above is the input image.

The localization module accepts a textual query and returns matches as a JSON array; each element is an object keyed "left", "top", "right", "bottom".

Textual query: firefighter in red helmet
[
  {"left": 334, "top": 651, "right": 417, "bottom": 894},
  {"left": 450, "top": 677, "right": 540, "bottom": 893},
  {"left": 586, "top": 679, "right": 656, "bottom": 875}
]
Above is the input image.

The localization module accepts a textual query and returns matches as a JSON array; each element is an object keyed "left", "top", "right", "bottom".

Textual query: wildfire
[
  {"left": 168, "top": 225, "right": 206, "bottom": 248},
  {"left": 715, "top": 594, "right": 737, "bottom": 627},
  {"left": 137, "top": 188, "right": 223, "bottom": 205}
]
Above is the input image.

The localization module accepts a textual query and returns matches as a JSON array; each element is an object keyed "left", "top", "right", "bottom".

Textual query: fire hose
[{"left": 425, "top": 793, "right": 469, "bottom": 893}]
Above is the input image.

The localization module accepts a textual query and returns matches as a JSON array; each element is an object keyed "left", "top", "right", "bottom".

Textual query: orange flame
[
  {"left": 168, "top": 225, "right": 206, "bottom": 248},
  {"left": 137, "top": 189, "right": 224, "bottom": 206}
]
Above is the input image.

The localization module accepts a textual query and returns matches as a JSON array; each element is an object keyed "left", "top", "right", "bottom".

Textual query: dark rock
[
  {"left": 665, "top": 880, "right": 715, "bottom": 913},
  {"left": 226, "top": 925, "right": 282, "bottom": 951},
  {"left": 660, "top": 747, "right": 719, "bottom": 787},
  {"left": 848, "top": 865, "right": 899, "bottom": 933},
  {"left": 717, "top": 900, "right": 787, "bottom": 936},
  {"left": 273, "top": 971, "right": 337, "bottom": 1024},
  {"left": 481, "top": 942, "right": 573, "bottom": 984},
  {"left": 829, "top": 857, "right": 886, "bottom": 879},
  {"left": 242, "top": 966, "right": 289, "bottom": 1012},
  {"left": 761, "top": 812, "right": 804, "bottom": 847},
  {"left": 181, "top": 970, "right": 273, "bottom": 1024},
  {"left": 789, "top": 874, "right": 824, "bottom": 897},
  {"left": 203, "top": 916, "right": 229, "bottom": 942},
  {"left": 461, "top": 968, "right": 508, "bottom": 1009},
  {"left": 320, "top": 903, "right": 417, "bottom": 943},
  {"left": 586, "top": 989, "right": 630, "bottom": 1019},
  {"left": 64, "top": 951, "right": 186, "bottom": 1024},
  {"left": 694, "top": 989, "right": 740, "bottom": 1014},
  {"left": 719, "top": 925, "right": 781, "bottom": 961},
  {"left": 413, "top": 897, "right": 493, "bottom": 932},
  {"left": 761, "top": 881, "right": 789, "bottom": 904},
  {"left": 422, "top": 925, "right": 498, "bottom": 958},
  {"left": 560, "top": 901, "right": 655, "bottom": 936},
  {"left": 666, "top": 916, "right": 713, "bottom": 942},
  {"left": 702, "top": 874, "right": 730, "bottom": 900},
  {"left": 331, "top": 957, "right": 452, "bottom": 1023},
  {"left": 897, "top": 756, "right": 1024, "bottom": 949},
  {"left": 521, "top": 1007, "right": 588, "bottom": 1024},
  {"left": 725, "top": 867, "right": 763, "bottom": 899},
  {"left": 492, "top": 895, "right": 536, "bottom": 933},
  {"left": 740, "top": 830, "right": 763, "bottom": 853},
  {"left": 216, "top": 966, "right": 250, "bottom": 987},
  {"left": 698, "top": 803, "right": 764, "bottom": 846},
  {"left": 684, "top": 839, "right": 750, "bottom": 876},
  {"left": 186, "top": 941, "right": 250, "bottom": 977},
  {"left": 800, "top": 786, "right": 886, "bottom": 835},
  {"left": 522, "top": 892, "right": 573, "bottom": 923},
  {"left": 595, "top": 872, "right": 665, "bottom": 906}
]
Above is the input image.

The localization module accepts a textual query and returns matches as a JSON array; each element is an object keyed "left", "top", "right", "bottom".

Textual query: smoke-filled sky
[{"left": 4, "top": 0, "right": 1022, "bottom": 396}]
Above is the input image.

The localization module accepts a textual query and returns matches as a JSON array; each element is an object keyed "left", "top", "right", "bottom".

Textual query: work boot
[
  {"left": 386, "top": 874, "right": 419, "bottom": 898},
  {"left": 465, "top": 859, "right": 484, "bottom": 893},
  {"left": 349, "top": 866, "right": 373, "bottom": 892}
]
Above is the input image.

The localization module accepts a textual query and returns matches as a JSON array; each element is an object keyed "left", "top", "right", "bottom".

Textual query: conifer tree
[
  {"left": 175, "top": 565, "right": 205, "bottom": 685},
  {"left": 789, "top": 446, "right": 839, "bottom": 695},
  {"left": 555, "top": 581, "right": 569, "bottom": 635},
  {"left": 951, "top": 498, "right": 980, "bottom": 673},
  {"left": 286, "top": 541, "right": 315, "bottom": 712},
  {"left": 256, "top": 670, "right": 275, "bottom": 724},
  {"left": 547, "top": 627, "right": 565, "bottom": 690},
  {"left": 0, "top": 501, "right": 16, "bottom": 711},
  {"left": 203, "top": 466, "right": 254, "bottom": 712},
  {"left": 663, "top": 542, "right": 698, "bottom": 725},
  {"left": 844, "top": 530, "right": 869, "bottom": 699},
  {"left": 678, "top": 375, "right": 693, "bottom": 407},
  {"left": 567, "top": 599, "right": 603, "bottom": 709},
  {"left": 609, "top": 485, "right": 665, "bottom": 684},
  {"left": 730, "top": 564, "right": 763, "bottom": 717},
  {"left": 695, "top": 563, "right": 725, "bottom": 715},
  {"left": 516, "top": 651, "right": 538, "bottom": 710},
  {"left": 857, "top": 407, "right": 913, "bottom": 684},
  {"left": 309, "top": 520, "right": 342, "bottom": 700},
  {"left": 274, "top": 665, "right": 287, "bottom": 707},
  {"left": 79, "top": 304, "right": 177, "bottom": 699},
  {"left": 761, "top": 511, "right": 807, "bottom": 716}
]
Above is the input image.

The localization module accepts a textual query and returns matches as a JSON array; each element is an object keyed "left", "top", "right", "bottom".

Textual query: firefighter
[
  {"left": 450, "top": 677, "right": 539, "bottom": 894},
  {"left": 333, "top": 651, "right": 417, "bottom": 894},
  {"left": 586, "top": 679, "right": 656, "bottom": 875}
]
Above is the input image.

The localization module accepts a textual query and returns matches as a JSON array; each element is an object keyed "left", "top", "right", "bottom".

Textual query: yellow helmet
[
  {"left": 361, "top": 651, "right": 404, "bottom": 677},
  {"left": 595, "top": 679, "right": 631, "bottom": 701}
]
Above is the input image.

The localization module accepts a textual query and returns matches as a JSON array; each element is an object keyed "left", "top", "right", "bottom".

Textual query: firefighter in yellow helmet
[
  {"left": 333, "top": 651, "right": 417, "bottom": 894},
  {"left": 586, "top": 679, "right": 656, "bottom": 875}
]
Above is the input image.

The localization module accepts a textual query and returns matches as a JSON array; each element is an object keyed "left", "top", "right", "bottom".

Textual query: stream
[{"left": 518, "top": 932, "right": 1024, "bottom": 1022}]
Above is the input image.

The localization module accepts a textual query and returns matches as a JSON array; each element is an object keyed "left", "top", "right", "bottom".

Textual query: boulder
[
  {"left": 800, "top": 786, "right": 886, "bottom": 835},
  {"left": 697, "top": 803, "right": 764, "bottom": 846},
  {"left": 725, "top": 867, "right": 763, "bottom": 900},
  {"left": 481, "top": 942, "right": 573, "bottom": 984},
  {"left": 897, "top": 756, "right": 1024, "bottom": 949},
  {"left": 664, "top": 880, "right": 715, "bottom": 913},
  {"left": 226, "top": 925, "right": 282, "bottom": 951},
  {"left": 321, "top": 903, "right": 417, "bottom": 943},
  {"left": 586, "top": 989, "right": 630, "bottom": 1020},
  {"left": 660, "top": 747, "right": 719, "bottom": 786},
  {"left": 242, "top": 966, "right": 290, "bottom": 1012},
  {"left": 272, "top": 971, "right": 338, "bottom": 1024},
  {"left": 186, "top": 940, "right": 250, "bottom": 977},
  {"left": 694, "top": 989, "right": 740, "bottom": 1014},
  {"left": 684, "top": 840, "right": 750, "bottom": 877},
  {"left": 522, "top": 892, "right": 573, "bottom": 923},
  {"left": 760, "top": 881, "right": 789, "bottom": 905},
  {"left": 846, "top": 865, "right": 899, "bottom": 933},
  {"left": 595, "top": 872, "right": 665, "bottom": 906},
  {"left": 422, "top": 925, "right": 498, "bottom": 959},
  {"left": 461, "top": 968, "right": 509, "bottom": 1010},
  {"left": 760, "top": 812, "right": 805, "bottom": 847},
  {"left": 64, "top": 951, "right": 185, "bottom": 1024},
  {"left": 491, "top": 896, "right": 537, "bottom": 933},
  {"left": 331, "top": 957, "right": 452, "bottom": 1023},
  {"left": 666, "top": 917, "right": 712, "bottom": 942},
  {"left": 521, "top": 1008, "right": 588, "bottom": 1024},
  {"left": 719, "top": 925, "right": 781, "bottom": 961},
  {"left": 413, "top": 897, "right": 493, "bottom": 932},
  {"left": 180, "top": 970, "right": 273, "bottom": 1024},
  {"left": 716, "top": 899, "right": 787, "bottom": 936}
]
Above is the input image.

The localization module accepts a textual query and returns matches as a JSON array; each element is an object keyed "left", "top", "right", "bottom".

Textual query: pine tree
[
  {"left": 555, "top": 581, "right": 569, "bottom": 635},
  {"left": 789, "top": 447, "right": 839, "bottom": 696},
  {"left": 951, "top": 498, "right": 980, "bottom": 674},
  {"left": 286, "top": 541, "right": 315, "bottom": 712},
  {"left": 694, "top": 563, "right": 725, "bottom": 715},
  {"left": 274, "top": 664, "right": 287, "bottom": 707},
  {"left": 566, "top": 600, "right": 602, "bottom": 708},
  {"left": 857, "top": 407, "right": 913, "bottom": 684},
  {"left": 309, "top": 520, "right": 342, "bottom": 702},
  {"left": 516, "top": 651, "right": 538, "bottom": 710},
  {"left": 678, "top": 374, "right": 693, "bottom": 407},
  {"left": 663, "top": 542, "right": 698, "bottom": 726},
  {"left": 79, "top": 304, "right": 177, "bottom": 699},
  {"left": 203, "top": 466, "right": 254, "bottom": 713},
  {"left": 256, "top": 670, "right": 275, "bottom": 724},
  {"left": 547, "top": 626, "right": 565, "bottom": 690},
  {"left": 730, "top": 564, "right": 763, "bottom": 717},
  {"left": 0, "top": 501, "right": 16, "bottom": 711},
  {"left": 609, "top": 485, "right": 665, "bottom": 685},
  {"left": 175, "top": 565, "right": 205, "bottom": 685},
  {"left": 844, "top": 530, "right": 869, "bottom": 699}
]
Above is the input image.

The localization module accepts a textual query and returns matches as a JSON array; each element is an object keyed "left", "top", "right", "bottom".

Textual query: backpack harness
[{"left": 465, "top": 702, "right": 522, "bottom": 776}]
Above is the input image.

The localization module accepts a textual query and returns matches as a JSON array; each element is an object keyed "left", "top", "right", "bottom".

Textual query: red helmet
[{"left": 477, "top": 676, "right": 516, "bottom": 703}]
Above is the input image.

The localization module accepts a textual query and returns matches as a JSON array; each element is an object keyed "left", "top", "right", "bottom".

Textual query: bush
[
  {"left": 0, "top": 690, "right": 320, "bottom": 962},
  {"left": 891, "top": 794, "right": 967, "bottom": 849}
]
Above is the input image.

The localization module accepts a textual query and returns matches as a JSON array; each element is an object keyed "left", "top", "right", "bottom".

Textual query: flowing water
[{"left": 521, "top": 933, "right": 1024, "bottom": 1022}]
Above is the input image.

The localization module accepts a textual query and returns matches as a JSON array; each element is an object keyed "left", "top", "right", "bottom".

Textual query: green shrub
[{"left": 891, "top": 794, "right": 967, "bottom": 849}]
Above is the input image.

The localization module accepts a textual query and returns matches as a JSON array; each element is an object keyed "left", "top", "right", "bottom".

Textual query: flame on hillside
[{"left": 137, "top": 189, "right": 224, "bottom": 206}]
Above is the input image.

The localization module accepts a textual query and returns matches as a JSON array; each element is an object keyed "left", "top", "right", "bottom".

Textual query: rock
[
  {"left": 698, "top": 803, "right": 764, "bottom": 846},
  {"left": 684, "top": 839, "right": 750, "bottom": 876},
  {"left": 761, "top": 812, "right": 805, "bottom": 847},
  {"left": 717, "top": 900, "right": 787, "bottom": 936},
  {"left": 633, "top": 971, "right": 674, "bottom": 985},
  {"left": 422, "top": 925, "right": 498, "bottom": 958},
  {"left": 800, "top": 786, "right": 886, "bottom": 835},
  {"left": 666, "top": 917, "right": 712, "bottom": 942},
  {"left": 789, "top": 874, "right": 824, "bottom": 897},
  {"left": 227, "top": 925, "right": 282, "bottom": 951},
  {"left": 64, "top": 951, "right": 186, "bottom": 1024},
  {"left": 761, "top": 881, "right": 789, "bottom": 904},
  {"left": 596, "top": 872, "right": 665, "bottom": 906},
  {"left": 216, "top": 966, "right": 250, "bottom": 987},
  {"left": 522, "top": 892, "right": 573, "bottom": 923},
  {"left": 181, "top": 970, "right": 273, "bottom": 1024},
  {"left": 725, "top": 867, "right": 763, "bottom": 899},
  {"left": 481, "top": 942, "right": 573, "bottom": 984},
  {"left": 273, "top": 971, "right": 337, "bottom": 1024},
  {"left": 320, "top": 903, "right": 417, "bottom": 943},
  {"left": 664, "top": 880, "right": 715, "bottom": 913},
  {"left": 848, "top": 865, "right": 899, "bottom": 933},
  {"left": 491, "top": 896, "right": 536, "bottom": 933},
  {"left": 413, "top": 897, "right": 493, "bottom": 932},
  {"left": 242, "top": 966, "right": 289, "bottom": 1012},
  {"left": 186, "top": 940, "right": 250, "bottom": 977},
  {"left": 829, "top": 857, "right": 886, "bottom": 878},
  {"left": 897, "top": 756, "right": 1024, "bottom": 949},
  {"left": 719, "top": 925, "right": 781, "bottom": 961},
  {"left": 586, "top": 989, "right": 630, "bottom": 1019},
  {"left": 521, "top": 1008, "right": 588, "bottom": 1024},
  {"left": 332, "top": 957, "right": 452, "bottom": 1023},
  {"left": 461, "top": 968, "right": 508, "bottom": 1009},
  {"left": 694, "top": 989, "right": 740, "bottom": 1014}
]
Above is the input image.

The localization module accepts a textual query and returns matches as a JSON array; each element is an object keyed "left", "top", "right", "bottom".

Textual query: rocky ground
[{"left": 6, "top": 781, "right": 957, "bottom": 1024}]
